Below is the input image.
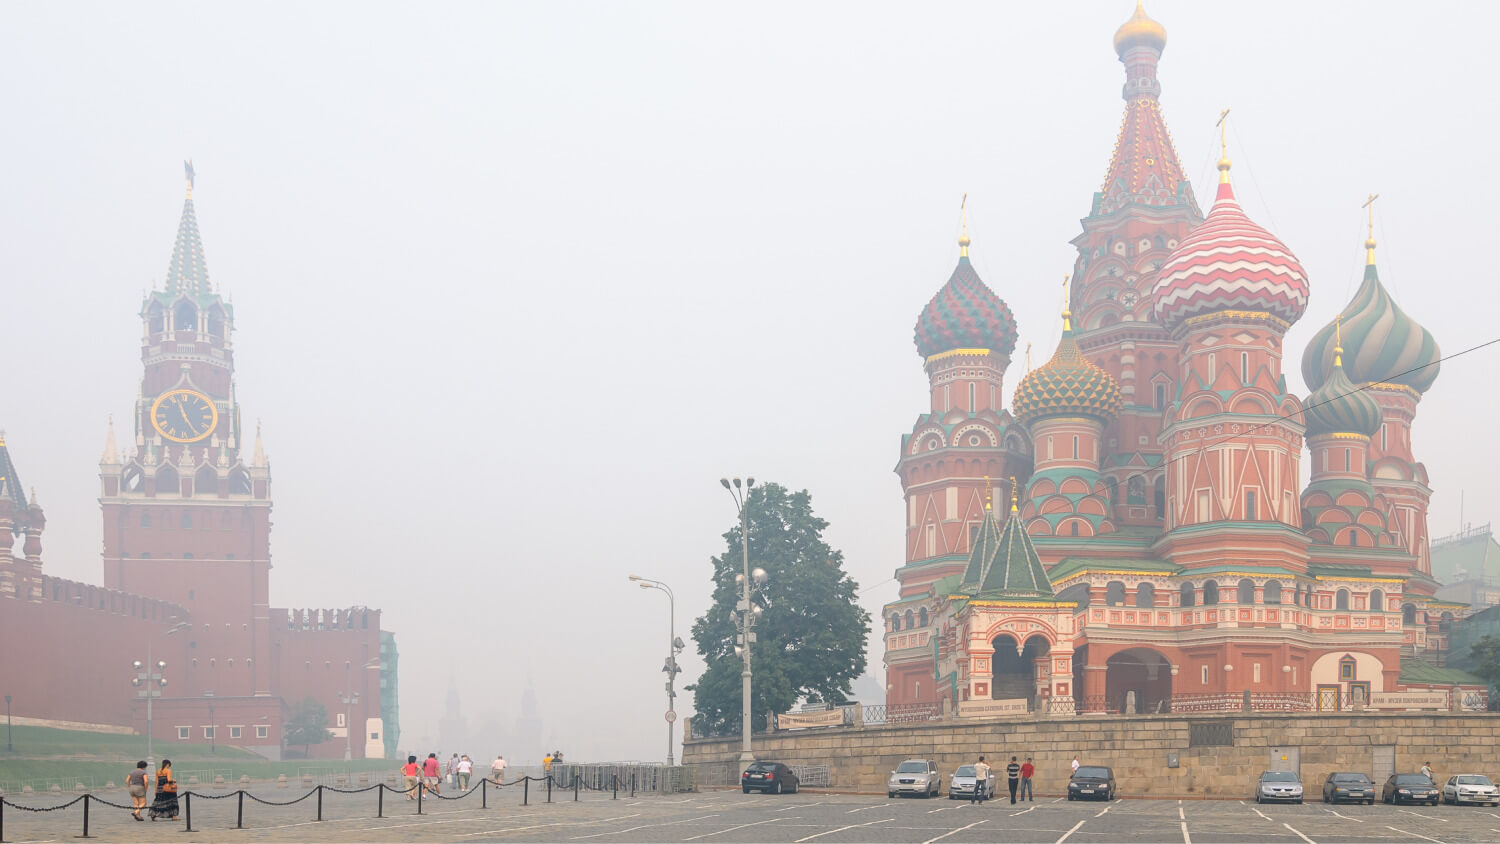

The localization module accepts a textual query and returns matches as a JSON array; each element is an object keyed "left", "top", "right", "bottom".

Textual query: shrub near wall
[{"left": 683, "top": 713, "right": 1500, "bottom": 798}]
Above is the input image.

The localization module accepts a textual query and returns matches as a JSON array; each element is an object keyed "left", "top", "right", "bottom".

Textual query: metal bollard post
[
  {"left": 184, "top": 792, "right": 194, "bottom": 833},
  {"left": 632, "top": 772, "right": 637, "bottom": 798},
  {"left": 378, "top": 784, "right": 384, "bottom": 818},
  {"left": 237, "top": 790, "right": 244, "bottom": 829},
  {"left": 316, "top": 784, "right": 324, "bottom": 822},
  {"left": 523, "top": 776, "right": 529, "bottom": 806},
  {"left": 417, "top": 781, "right": 424, "bottom": 815},
  {"left": 574, "top": 774, "right": 579, "bottom": 802},
  {"left": 2, "top": 794, "right": 6, "bottom": 844},
  {"left": 482, "top": 778, "right": 487, "bottom": 809},
  {"left": 79, "top": 793, "right": 91, "bottom": 839},
  {"left": 613, "top": 774, "right": 618, "bottom": 800},
  {"left": 547, "top": 775, "right": 552, "bottom": 803}
]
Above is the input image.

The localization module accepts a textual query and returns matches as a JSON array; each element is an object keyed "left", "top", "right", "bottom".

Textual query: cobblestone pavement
[{"left": 6, "top": 785, "right": 1500, "bottom": 842}]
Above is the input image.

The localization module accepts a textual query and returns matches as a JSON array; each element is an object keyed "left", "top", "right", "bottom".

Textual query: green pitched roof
[
  {"left": 1046, "top": 556, "right": 1178, "bottom": 583},
  {"left": 1398, "top": 658, "right": 1484, "bottom": 687},
  {"left": 0, "top": 436, "right": 28, "bottom": 510},
  {"left": 1308, "top": 563, "right": 1376, "bottom": 580},
  {"left": 958, "top": 505, "right": 1054, "bottom": 599}
]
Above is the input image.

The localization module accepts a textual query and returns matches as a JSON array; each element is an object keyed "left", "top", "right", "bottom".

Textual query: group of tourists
[
  {"left": 399, "top": 752, "right": 518, "bottom": 799},
  {"left": 124, "top": 759, "right": 178, "bottom": 821},
  {"left": 964, "top": 755, "right": 1038, "bottom": 805}
]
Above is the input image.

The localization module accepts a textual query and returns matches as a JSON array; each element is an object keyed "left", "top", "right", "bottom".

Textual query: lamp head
[
  {"left": 639, "top": 583, "right": 651, "bottom": 589},
  {"left": 735, "top": 573, "right": 745, "bottom": 586},
  {"left": 720, "top": 478, "right": 731, "bottom": 489},
  {"left": 746, "top": 477, "right": 755, "bottom": 487},
  {"left": 628, "top": 575, "right": 643, "bottom": 581},
  {"left": 752, "top": 567, "right": 767, "bottom": 584},
  {"left": 157, "top": 660, "right": 167, "bottom": 670},
  {"left": 133, "top": 660, "right": 143, "bottom": 670},
  {"left": 733, "top": 478, "right": 742, "bottom": 489}
]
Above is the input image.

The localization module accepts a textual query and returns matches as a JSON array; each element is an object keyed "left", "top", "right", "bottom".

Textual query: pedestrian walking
[
  {"left": 458, "top": 755, "right": 473, "bottom": 790},
  {"left": 148, "top": 759, "right": 179, "bottom": 821},
  {"left": 492, "top": 754, "right": 507, "bottom": 785},
  {"left": 971, "top": 756, "right": 991, "bottom": 805},
  {"left": 543, "top": 752, "right": 554, "bottom": 776},
  {"left": 126, "top": 760, "right": 150, "bottom": 821},
  {"left": 423, "top": 753, "right": 442, "bottom": 795},
  {"left": 1071, "top": 756, "right": 1080, "bottom": 775},
  {"left": 1006, "top": 756, "right": 1021, "bottom": 804},
  {"left": 1421, "top": 761, "right": 1434, "bottom": 781},
  {"left": 402, "top": 756, "right": 421, "bottom": 800},
  {"left": 448, "top": 753, "right": 460, "bottom": 788}
]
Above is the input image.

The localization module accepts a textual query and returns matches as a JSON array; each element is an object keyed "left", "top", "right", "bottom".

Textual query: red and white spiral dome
[{"left": 1153, "top": 169, "right": 1308, "bottom": 331}]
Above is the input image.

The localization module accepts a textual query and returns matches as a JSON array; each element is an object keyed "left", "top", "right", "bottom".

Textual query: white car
[
  {"left": 948, "top": 764, "right": 995, "bottom": 800},
  {"left": 888, "top": 759, "right": 940, "bottom": 798},
  {"left": 1442, "top": 774, "right": 1500, "bottom": 806},
  {"left": 1254, "top": 770, "right": 1304, "bottom": 804}
]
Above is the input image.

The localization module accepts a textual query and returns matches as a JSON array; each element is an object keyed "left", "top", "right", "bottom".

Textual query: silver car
[
  {"left": 1254, "top": 770, "right": 1304, "bottom": 804},
  {"left": 888, "top": 759, "right": 940, "bottom": 798},
  {"left": 948, "top": 764, "right": 995, "bottom": 800},
  {"left": 1442, "top": 774, "right": 1500, "bottom": 806}
]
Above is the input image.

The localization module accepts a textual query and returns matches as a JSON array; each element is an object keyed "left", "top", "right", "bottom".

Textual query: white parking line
[
  {"left": 1051, "top": 796, "right": 1065, "bottom": 803},
  {"left": 459, "top": 813, "right": 642, "bottom": 838},
  {"left": 928, "top": 805, "right": 961, "bottom": 813},
  {"left": 794, "top": 817, "right": 893, "bottom": 843},
  {"left": 1252, "top": 807, "right": 1273, "bottom": 821},
  {"left": 683, "top": 817, "right": 786, "bottom": 841},
  {"left": 1322, "top": 808, "right": 1362, "bottom": 822},
  {"left": 1178, "top": 807, "right": 1186, "bottom": 820},
  {"left": 1180, "top": 821, "right": 1192, "bottom": 844},
  {"left": 1387, "top": 825, "right": 1445, "bottom": 844},
  {"left": 1399, "top": 808, "right": 1449, "bottom": 822},
  {"left": 1094, "top": 805, "right": 1111, "bottom": 818},
  {"left": 569, "top": 814, "right": 717, "bottom": 840},
  {"left": 846, "top": 803, "right": 892, "bottom": 813},
  {"left": 1011, "top": 806, "right": 1036, "bottom": 816},
  {"left": 1283, "top": 822, "right": 1316, "bottom": 844},
  {"left": 1055, "top": 819, "right": 1086, "bottom": 844},
  {"left": 922, "top": 819, "right": 987, "bottom": 844},
  {"left": 778, "top": 802, "right": 818, "bottom": 812}
]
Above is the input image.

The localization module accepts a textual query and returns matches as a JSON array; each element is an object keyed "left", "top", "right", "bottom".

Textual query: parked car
[
  {"left": 741, "top": 762, "right": 799, "bottom": 794},
  {"left": 1322, "top": 772, "right": 1375, "bottom": 804},
  {"left": 1442, "top": 774, "right": 1500, "bottom": 806},
  {"left": 888, "top": 759, "right": 941, "bottom": 798},
  {"left": 948, "top": 764, "right": 995, "bottom": 800},
  {"left": 1382, "top": 773, "right": 1440, "bottom": 805},
  {"left": 1254, "top": 770, "right": 1304, "bottom": 804},
  {"left": 1067, "top": 765, "right": 1116, "bottom": 801}
]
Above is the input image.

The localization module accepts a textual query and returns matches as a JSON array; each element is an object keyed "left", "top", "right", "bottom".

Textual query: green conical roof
[
  {"left": 164, "top": 194, "right": 212, "bottom": 299},
  {"left": 958, "top": 498, "right": 1054, "bottom": 599},
  {"left": 0, "top": 433, "right": 29, "bottom": 510}
]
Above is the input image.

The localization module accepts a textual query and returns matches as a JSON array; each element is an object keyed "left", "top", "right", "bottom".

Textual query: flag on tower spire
[{"left": 164, "top": 161, "right": 212, "bottom": 299}]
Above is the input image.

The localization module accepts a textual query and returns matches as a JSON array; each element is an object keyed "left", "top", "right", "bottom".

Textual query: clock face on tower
[{"left": 151, "top": 389, "right": 219, "bottom": 443}]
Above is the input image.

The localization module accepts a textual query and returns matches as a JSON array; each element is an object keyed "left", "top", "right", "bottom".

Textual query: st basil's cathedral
[{"left": 883, "top": 3, "right": 1477, "bottom": 714}]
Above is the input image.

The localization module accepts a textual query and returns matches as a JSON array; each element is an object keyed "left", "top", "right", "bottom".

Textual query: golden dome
[{"left": 1113, "top": 1, "right": 1166, "bottom": 56}]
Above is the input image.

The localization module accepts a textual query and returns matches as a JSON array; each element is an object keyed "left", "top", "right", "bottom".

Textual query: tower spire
[
  {"left": 1061, "top": 274, "right": 1073, "bottom": 332},
  {"left": 1362, "top": 193, "right": 1380, "bottom": 265},
  {"left": 1334, "top": 315, "right": 1344, "bottom": 368},
  {"left": 165, "top": 162, "right": 212, "bottom": 299},
  {"left": 958, "top": 193, "right": 971, "bottom": 258},
  {"left": 1215, "top": 108, "right": 1232, "bottom": 184}
]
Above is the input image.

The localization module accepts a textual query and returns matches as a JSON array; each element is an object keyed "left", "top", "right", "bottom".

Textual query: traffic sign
[{"left": 665, "top": 710, "right": 677, "bottom": 723}]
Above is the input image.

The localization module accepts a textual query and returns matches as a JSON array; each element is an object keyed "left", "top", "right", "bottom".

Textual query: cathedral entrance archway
[
  {"left": 990, "top": 633, "right": 1048, "bottom": 707},
  {"left": 1105, "top": 648, "right": 1173, "bottom": 714}
]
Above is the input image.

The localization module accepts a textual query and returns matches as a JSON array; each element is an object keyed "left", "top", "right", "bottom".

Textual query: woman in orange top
[
  {"left": 401, "top": 756, "right": 421, "bottom": 800},
  {"left": 148, "top": 759, "right": 179, "bottom": 821}
]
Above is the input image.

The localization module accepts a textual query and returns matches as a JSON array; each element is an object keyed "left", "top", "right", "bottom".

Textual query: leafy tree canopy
[
  {"left": 1470, "top": 635, "right": 1500, "bottom": 690},
  {"left": 687, "top": 483, "right": 869, "bottom": 736},
  {"left": 285, "top": 697, "right": 333, "bottom": 754}
]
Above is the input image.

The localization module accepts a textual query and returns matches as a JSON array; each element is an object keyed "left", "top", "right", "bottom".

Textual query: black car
[
  {"left": 1382, "top": 773, "right": 1440, "bottom": 806},
  {"left": 741, "top": 761, "right": 800, "bottom": 794},
  {"left": 1322, "top": 772, "right": 1375, "bottom": 804},
  {"left": 1067, "top": 765, "right": 1116, "bottom": 801}
]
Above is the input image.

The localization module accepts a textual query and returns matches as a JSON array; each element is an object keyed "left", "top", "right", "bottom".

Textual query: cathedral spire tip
[
  {"left": 958, "top": 193, "right": 971, "bottom": 258},
  {"left": 1362, "top": 193, "right": 1380, "bottom": 266},
  {"left": 1215, "top": 108, "right": 1233, "bottom": 186}
]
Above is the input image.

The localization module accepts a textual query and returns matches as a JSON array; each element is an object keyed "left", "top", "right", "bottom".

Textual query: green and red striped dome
[
  {"left": 1302, "top": 260, "right": 1439, "bottom": 395},
  {"left": 914, "top": 257, "right": 1018, "bottom": 359}
]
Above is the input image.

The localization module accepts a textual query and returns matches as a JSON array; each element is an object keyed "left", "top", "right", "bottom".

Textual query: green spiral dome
[
  {"left": 1305, "top": 354, "right": 1382, "bottom": 438},
  {"left": 1303, "top": 262, "right": 1440, "bottom": 395}
]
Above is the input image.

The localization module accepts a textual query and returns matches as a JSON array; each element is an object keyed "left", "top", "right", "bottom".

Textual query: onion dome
[
  {"left": 1012, "top": 309, "right": 1122, "bottom": 427},
  {"left": 914, "top": 234, "right": 1018, "bottom": 359},
  {"left": 1301, "top": 243, "right": 1440, "bottom": 395},
  {"left": 1153, "top": 156, "right": 1309, "bottom": 331},
  {"left": 1305, "top": 340, "right": 1382, "bottom": 438},
  {"left": 1114, "top": 1, "right": 1167, "bottom": 56}
]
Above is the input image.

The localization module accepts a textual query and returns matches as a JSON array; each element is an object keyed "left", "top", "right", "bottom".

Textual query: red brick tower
[
  {"left": 99, "top": 165, "right": 274, "bottom": 698},
  {"left": 1069, "top": 3, "right": 1203, "bottom": 528}
]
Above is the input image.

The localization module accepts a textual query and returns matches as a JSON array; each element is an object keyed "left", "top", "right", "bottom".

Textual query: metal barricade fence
[{"left": 547, "top": 763, "right": 696, "bottom": 794}]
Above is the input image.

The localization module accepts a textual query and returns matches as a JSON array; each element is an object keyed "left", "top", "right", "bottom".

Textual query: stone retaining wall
[{"left": 683, "top": 713, "right": 1500, "bottom": 797}]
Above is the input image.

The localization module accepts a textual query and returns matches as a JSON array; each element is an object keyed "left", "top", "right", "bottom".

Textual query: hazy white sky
[{"left": 2, "top": 1, "right": 1495, "bottom": 762}]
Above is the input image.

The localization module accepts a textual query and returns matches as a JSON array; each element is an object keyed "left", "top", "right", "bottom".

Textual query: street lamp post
[
  {"left": 629, "top": 575, "right": 684, "bottom": 767},
  {"left": 208, "top": 700, "right": 215, "bottom": 755},
  {"left": 720, "top": 477, "right": 765, "bottom": 766},
  {"left": 5, "top": 694, "right": 12, "bottom": 752},
  {"left": 134, "top": 621, "right": 190, "bottom": 768},
  {"left": 337, "top": 690, "right": 360, "bottom": 761}
]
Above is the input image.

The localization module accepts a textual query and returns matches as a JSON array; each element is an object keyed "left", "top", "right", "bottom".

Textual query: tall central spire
[{"left": 164, "top": 160, "right": 212, "bottom": 299}]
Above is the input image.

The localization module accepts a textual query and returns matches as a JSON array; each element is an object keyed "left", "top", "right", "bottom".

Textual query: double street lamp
[
  {"left": 336, "top": 690, "right": 360, "bottom": 761},
  {"left": 629, "top": 575, "right": 685, "bottom": 766},
  {"left": 720, "top": 477, "right": 767, "bottom": 765},
  {"left": 134, "top": 621, "right": 190, "bottom": 768}
]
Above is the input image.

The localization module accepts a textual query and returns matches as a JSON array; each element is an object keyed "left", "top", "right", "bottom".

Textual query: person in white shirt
[
  {"left": 457, "top": 755, "right": 473, "bottom": 790},
  {"left": 1071, "top": 756, "right": 1080, "bottom": 775},
  {"left": 491, "top": 754, "right": 507, "bottom": 785},
  {"left": 1421, "top": 761, "right": 1434, "bottom": 781}
]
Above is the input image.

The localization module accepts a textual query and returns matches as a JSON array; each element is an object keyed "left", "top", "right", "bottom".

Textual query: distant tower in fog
[{"left": 514, "top": 685, "right": 543, "bottom": 762}]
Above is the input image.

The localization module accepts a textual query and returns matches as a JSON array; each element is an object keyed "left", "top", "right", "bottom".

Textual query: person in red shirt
[
  {"left": 422, "top": 753, "right": 442, "bottom": 795},
  {"left": 1020, "top": 757, "right": 1035, "bottom": 802},
  {"left": 401, "top": 756, "right": 421, "bottom": 800}
]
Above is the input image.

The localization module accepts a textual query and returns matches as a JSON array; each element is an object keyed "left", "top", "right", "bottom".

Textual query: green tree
[
  {"left": 1470, "top": 635, "right": 1500, "bottom": 692},
  {"left": 687, "top": 483, "right": 870, "bottom": 736},
  {"left": 285, "top": 697, "right": 333, "bottom": 757}
]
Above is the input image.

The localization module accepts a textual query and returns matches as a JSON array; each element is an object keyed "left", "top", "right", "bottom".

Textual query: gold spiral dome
[{"left": 1114, "top": 1, "right": 1167, "bottom": 56}]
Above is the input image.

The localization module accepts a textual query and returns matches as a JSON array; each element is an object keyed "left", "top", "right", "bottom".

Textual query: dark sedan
[
  {"left": 741, "top": 761, "right": 800, "bottom": 794},
  {"left": 1382, "top": 773, "right": 1440, "bottom": 806},
  {"left": 1067, "top": 765, "right": 1116, "bottom": 801},
  {"left": 1322, "top": 772, "right": 1375, "bottom": 804}
]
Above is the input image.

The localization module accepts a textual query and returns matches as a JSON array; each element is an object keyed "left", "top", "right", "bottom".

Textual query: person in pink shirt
[{"left": 422, "top": 753, "right": 442, "bottom": 795}]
